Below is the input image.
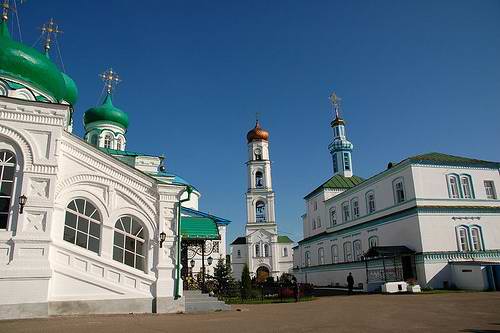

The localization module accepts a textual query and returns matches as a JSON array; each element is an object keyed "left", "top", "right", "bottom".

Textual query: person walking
[{"left": 347, "top": 272, "right": 354, "bottom": 295}]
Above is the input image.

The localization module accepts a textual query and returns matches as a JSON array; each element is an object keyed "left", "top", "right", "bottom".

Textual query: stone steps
[{"left": 184, "top": 290, "right": 231, "bottom": 313}]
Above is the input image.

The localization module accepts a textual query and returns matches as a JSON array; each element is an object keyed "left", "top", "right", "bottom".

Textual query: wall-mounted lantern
[
  {"left": 18, "top": 195, "right": 27, "bottom": 214},
  {"left": 159, "top": 232, "right": 166, "bottom": 248}
]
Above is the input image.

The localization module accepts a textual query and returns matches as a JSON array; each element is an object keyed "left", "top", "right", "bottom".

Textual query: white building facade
[
  {"left": 231, "top": 121, "right": 293, "bottom": 281},
  {"left": 0, "top": 14, "right": 229, "bottom": 319},
  {"left": 293, "top": 96, "right": 500, "bottom": 291}
]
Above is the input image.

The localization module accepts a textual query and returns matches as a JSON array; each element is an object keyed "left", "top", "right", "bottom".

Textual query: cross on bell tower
[
  {"left": 100, "top": 68, "right": 121, "bottom": 95},
  {"left": 40, "top": 18, "right": 63, "bottom": 55}
]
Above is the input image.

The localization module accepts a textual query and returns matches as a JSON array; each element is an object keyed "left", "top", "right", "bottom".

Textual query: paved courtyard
[{"left": 1, "top": 292, "right": 499, "bottom": 333}]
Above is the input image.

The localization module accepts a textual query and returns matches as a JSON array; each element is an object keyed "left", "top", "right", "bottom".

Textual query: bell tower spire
[{"left": 328, "top": 91, "right": 354, "bottom": 177}]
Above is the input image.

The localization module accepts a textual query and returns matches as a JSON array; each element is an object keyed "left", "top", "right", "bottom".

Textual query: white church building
[
  {"left": 0, "top": 11, "right": 230, "bottom": 320},
  {"left": 230, "top": 121, "right": 293, "bottom": 281},
  {"left": 292, "top": 93, "right": 500, "bottom": 292}
]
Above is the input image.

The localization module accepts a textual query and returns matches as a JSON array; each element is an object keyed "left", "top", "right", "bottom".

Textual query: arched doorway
[{"left": 256, "top": 266, "right": 270, "bottom": 283}]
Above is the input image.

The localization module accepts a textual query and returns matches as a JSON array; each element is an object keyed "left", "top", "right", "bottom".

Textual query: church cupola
[
  {"left": 328, "top": 92, "right": 354, "bottom": 177},
  {"left": 246, "top": 119, "right": 269, "bottom": 143},
  {"left": 84, "top": 68, "right": 128, "bottom": 151}
]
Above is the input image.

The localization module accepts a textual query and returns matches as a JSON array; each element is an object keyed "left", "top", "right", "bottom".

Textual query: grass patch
[{"left": 223, "top": 296, "right": 315, "bottom": 304}]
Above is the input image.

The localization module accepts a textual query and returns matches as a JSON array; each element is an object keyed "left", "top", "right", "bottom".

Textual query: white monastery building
[
  {"left": 292, "top": 93, "right": 500, "bottom": 292},
  {"left": 0, "top": 12, "right": 230, "bottom": 320},
  {"left": 231, "top": 121, "right": 293, "bottom": 281}
]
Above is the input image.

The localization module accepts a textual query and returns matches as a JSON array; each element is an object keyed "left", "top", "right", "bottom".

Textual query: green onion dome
[
  {"left": 84, "top": 94, "right": 129, "bottom": 129},
  {"left": 61, "top": 72, "right": 78, "bottom": 105},
  {"left": 0, "top": 21, "right": 71, "bottom": 103}
]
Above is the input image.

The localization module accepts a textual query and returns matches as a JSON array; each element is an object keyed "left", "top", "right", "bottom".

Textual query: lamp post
[
  {"left": 190, "top": 258, "right": 195, "bottom": 278},
  {"left": 207, "top": 256, "right": 213, "bottom": 267},
  {"left": 18, "top": 195, "right": 27, "bottom": 214}
]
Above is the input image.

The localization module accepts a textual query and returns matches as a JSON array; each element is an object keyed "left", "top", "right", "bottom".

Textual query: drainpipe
[{"left": 175, "top": 185, "right": 193, "bottom": 299}]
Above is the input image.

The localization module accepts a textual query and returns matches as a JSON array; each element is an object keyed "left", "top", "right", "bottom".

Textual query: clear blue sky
[{"left": 13, "top": 0, "right": 500, "bottom": 246}]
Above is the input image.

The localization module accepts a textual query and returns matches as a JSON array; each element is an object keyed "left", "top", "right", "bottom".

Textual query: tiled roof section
[
  {"left": 304, "top": 174, "right": 365, "bottom": 199},
  {"left": 406, "top": 152, "right": 500, "bottom": 169},
  {"left": 278, "top": 235, "right": 294, "bottom": 243},
  {"left": 181, "top": 207, "right": 231, "bottom": 225},
  {"left": 99, "top": 147, "right": 157, "bottom": 157},
  {"left": 231, "top": 237, "right": 246, "bottom": 245}
]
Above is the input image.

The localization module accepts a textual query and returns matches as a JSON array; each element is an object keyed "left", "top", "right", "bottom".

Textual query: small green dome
[
  {"left": 84, "top": 94, "right": 129, "bottom": 129},
  {"left": 61, "top": 72, "right": 78, "bottom": 105},
  {"left": 0, "top": 22, "right": 67, "bottom": 102}
]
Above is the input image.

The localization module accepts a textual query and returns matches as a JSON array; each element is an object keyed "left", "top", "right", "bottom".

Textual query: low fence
[{"left": 217, "top": 283, "right": 314, "bottom": 304}]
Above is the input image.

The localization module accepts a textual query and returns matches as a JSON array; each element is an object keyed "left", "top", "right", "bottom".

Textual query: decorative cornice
[
  {"left": 0, "top": 107, "right": 67, "bottom": 127},
  {"left": 417, "top": 250, "right": 500, "bottom": 263}
]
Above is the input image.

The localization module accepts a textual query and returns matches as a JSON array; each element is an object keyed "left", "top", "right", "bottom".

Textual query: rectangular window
[
  {"left": 448, "top": 176, "right": 460, "bottom": 198},
  {"left": 484, "top": 181, "right": 497, "bottom": 199},
  {"left": 283, "top": 247, "right": 288, "bottom": 257},
  {"left": 331, "top": 245, "right": 338, "bottom": 264},
  {"left": 329, "top": 208, "right": 337, "bottom": 227},
  {"left": 237, "top": 250, "right": 241, "bottom": 258},
  {"left": 352, "top": 199, "right": 359, "bottom": 218},
  {"left": 394, "top": 179, "right": 406, "bottom": 203},
  {"left": 318, "top": 248, "right": 325, "bottom": 265},
  {"left": 314, "top": 201, "right": 318, "bottom": 211},
  {"left": 353, "top": 240, "right": 362, "bottom": 261},
  {"left": 458, "top": 228, "right": 469, "bottom": 251},
  {"left": 333, "top": 154, "right": 338, "bottom": 173},
  {"left": 342, "top": 202, "right": 350, "bottom": 222},
  {"left": 343, "top": 242, "right": 352, "bottom": 262},
  {"left": 367, "top": 192, "right": 376, "bottom": 213},
  {"left": 343, "top": 153, "right": 351, "bottom": 171},
  {"left": 471, "top": 228, "right": 482, "bottom": 251}
]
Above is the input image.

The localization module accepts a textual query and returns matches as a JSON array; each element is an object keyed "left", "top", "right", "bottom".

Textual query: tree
[
  {"left": 213, "top": 258, "right": 235, "bottom": 294},
  {"left": 241, "top": 264, "right": 252, "bottom": 299}
]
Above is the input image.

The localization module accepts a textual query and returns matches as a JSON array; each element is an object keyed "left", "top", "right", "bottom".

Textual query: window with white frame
[
  {"left": 104, "top": 134, "right": 113, "bottom": 149},
  {"left": 368, "top": 236, "right": 379, "bottom": 249},
  {"left": 470, "top": 226, "right": 483, "bottom": 251},
  {"left": 313, "top": 201, "right": 318, "bottom": 211},
  {"left": 113, "top": 216, "right": 146, "bottom": 270},
  {"left": 447, "top": 175, "right": 460, "bottom": 199},
  {"left": 63, "top": 199, "right": 101, "bottom": 254},
  {"left": 351, "top": 197, "right": 359, "bottom": 219},
  {"left": 353, "top": 240, "right": 362, "bottom": 261},
  {"left": 0, "top": 151, "right": 16, "bottom": 230},
  {"left": 331, "top": 245, "right": 338, "bottom": 263},
  {"left": 366, "top": 191, "right": 376, "bottom": 214},
  {"left": 116, "top": 137, "right": 123, "bottom": 151},
  {"left": 460, "top": 175, "right": 473, "bottom": 198},
  {"left": 343, "top": 241, "right": 352, "bottom": 262},
  {"left": 484, "top": 181, "right": 497, "bottom": 199},
  {"left": 393, "top": 178, "right": 406, "bottom": 204},
  {"left": 318, "top": 247, "right": 325, "bottom": 265},
  {"left": 304, "top": 251, "right": 310, "bottom": 267},
  {"left": 264, "top": 244, "right": 270, "bottom": 257},
  {"left": 329, "top": 208, "right": 337, "bottom": 227},
  {"left": 283, "top": 247, "right": 288, "bottom": 257},
  {"left": 255, "top": 243, "right": 260, "bottom": 257},
  {"left": 342, "top": 202, "right": 350, "bottom": 222},
  {"left": 457, "top": 226, "right": 470, "bottom": 252}
]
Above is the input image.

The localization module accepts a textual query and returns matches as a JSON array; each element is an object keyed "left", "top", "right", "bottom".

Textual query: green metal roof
[
  {"left": 407, "top": 152, "right": 500, "bottom": 169},
  {"left": 84, "top": 94, "right": 129, "bottom": 129},
  {"left": 278, "top": 235, "right": 294, "bottom": 243},
  {"left": 305, "top": 174, "right": 365, "bottom": 199},
  {"left": 181, "top": 217, "right": 220, "bottom": 240},
  {"left": 99, "top": 147, "right": 156, "bottom": 157}
]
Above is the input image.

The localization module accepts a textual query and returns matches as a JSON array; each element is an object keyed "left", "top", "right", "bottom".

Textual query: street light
[
  {"left": 207, "top": 256, "right": 213, "bottom": 266},
  {"left": 159, "top": 232, "right": 166, "bottom": 248},
  {"left": 18, "top": 195, "right": 27, "bottom": 214},
  {"left": 190, "top": 259, "right": 195, "bottom": 268}
]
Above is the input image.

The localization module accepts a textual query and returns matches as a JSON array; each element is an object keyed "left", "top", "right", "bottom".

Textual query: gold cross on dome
[
  {"left": 40, "top": 18, "right": 63, "bottom": 54},
  {"left": 2, "top": 0, "right": 12, "bottom": 22},
  {"left": 100, "top": 68, "right": 121, "bottom": 94},
  {"left": 329, "top": 91, "right": 342, "bottom": 117}
]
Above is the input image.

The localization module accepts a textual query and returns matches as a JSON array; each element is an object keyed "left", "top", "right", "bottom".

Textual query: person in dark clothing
[{"left": 347, "top": 272, "right": 354, "bottom": 295}]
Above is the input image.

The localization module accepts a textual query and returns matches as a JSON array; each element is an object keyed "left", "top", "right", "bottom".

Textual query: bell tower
[
  {"left": 328, "top": 92, "right": 354, "bottom": 177},
  {"left": 245, "top": 118, "right": 277, "bottom": 236}
]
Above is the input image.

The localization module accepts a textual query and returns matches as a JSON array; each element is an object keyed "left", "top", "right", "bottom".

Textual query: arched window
[
  {"left": 460, "top": 175, "right": 474, "bottom": 199},
  {"left": 256, "top": 201, "right": 266, "bottom": 222},
  {"left": 447, "top": 175, "right": 460, "bottom": 199},
  {"left": 264, "top": 244, "right": 270, "bottom": 257},
  {"left": 353, "top": 240, "right": 362, "bottom": 261},
  {"left": 255, "top": 171, "right": 263, "bottom": 188},
  {"left": 331, "top": 245, "right": 338, "bottom": 263},
  {"left": 90, "top": 134, "right": 98, "bottom": 146},
  {"left": 304, "top": 251, "right": 310, "bottom": 267},
  {"left": 116, "top": 137, "right": 123, "bottom": 151},
  {"left": 343, "top": 241, "right": 352, "bottom": 262},
  {"left": 254, "top": 149, "right": 262, "bottom": 161},
  {"left": 63, "top": 199, "right": 101, "bottom": 254},
  {"left": 368, "top": 236, "right": 379, "bottom": 249},
  {"left": 104, "top": 134, "right": 113, "bottom": 149},
  {"left": 470, "top": 226, "right": 483, "bottom": 251},
  {"left": 457, "top": 226, "right": 470, "bottom": 252},
  {"left": 255, "top": 243, "right": 260, "bottom": 257},
  {"left": 113, "top": 216, "right": 146, "bottom": 270},
  {"left": 351, "top": 197, "right": 359, "bottom": 218},
  {"left": 366, "top": 191, "right": 376, "bottom": 214},
  {"left": 393, "top": 178, "right": 406, "bottom": 204},
  {"left": 318, "top": 247, "right": 325, "bottom": 265},
  {"left": 329, "top": 208, "right": 337, "bottom": 227},
  {"left": 0, "top": 151, "right": 16, "bottom": 230}
]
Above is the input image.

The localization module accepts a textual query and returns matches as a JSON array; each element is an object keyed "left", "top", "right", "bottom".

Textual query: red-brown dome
[{"left": 247, "top": 120, "right": 269, "bottom": 143}]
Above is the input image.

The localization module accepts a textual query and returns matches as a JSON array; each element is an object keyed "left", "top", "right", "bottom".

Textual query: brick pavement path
[{"left": 1, "top": 292, "right": 499, "bottom": 333}]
